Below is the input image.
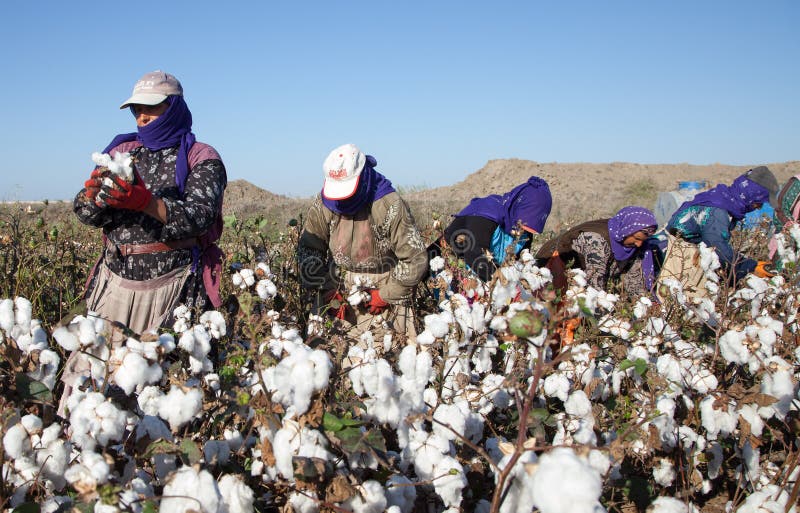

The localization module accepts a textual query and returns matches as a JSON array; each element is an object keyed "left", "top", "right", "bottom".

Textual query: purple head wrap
[
  {"left": 678, "top": 173, "right": 769, "bottom": 220},
  {"left": 103, "top": 95, "right": 196, "bottom": 196},
  {"left": 320, "top": 155, "right": 396, "bottom": 215},
  {"left": 456, "top": 176, "right": 552, "bottom": 233},
  {"left": 608, "top": 206, "right": 658, "bottom": 290}
]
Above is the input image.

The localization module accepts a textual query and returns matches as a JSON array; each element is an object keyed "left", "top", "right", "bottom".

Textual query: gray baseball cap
[{"left": 119, "top": 70, "right": 183, "bottom": 109}]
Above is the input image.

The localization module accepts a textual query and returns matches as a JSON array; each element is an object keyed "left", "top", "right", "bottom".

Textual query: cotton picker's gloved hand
[
  {"left": 367, "top": 289, "right": 390, "bottom": 315},
  {"left": 323, "top": 289, "right": 347, "bottom": 320},
  {"left": 82, "top": 167, "right": 105, "bottom": 202},
  {"left": 754, "top": 261, "right": 776, "bottom": 279},
  {"left": 97, "top": 172, "right": 153, "bottom": 212}
]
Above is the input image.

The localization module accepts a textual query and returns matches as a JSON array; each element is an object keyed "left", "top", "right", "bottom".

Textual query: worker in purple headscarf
[
  {"left": 666, "top": 167, "right": 778, "bottom": 281},
  {"left": 74, "top": 70, "right": 227, "bottom": 334},
  {"left": 536, "top": 206, "right": 659, "bottom": 297},
  {"left": 430, "top": 177, "right": 553, "bottom": 282}
]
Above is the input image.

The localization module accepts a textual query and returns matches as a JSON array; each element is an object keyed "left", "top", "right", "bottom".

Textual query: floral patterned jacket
[
  {"left": 298, "top": 192, "right": 428, "bottom": 302},
  {"left": 74, "top": 143, "right": 226, "bottom": 309}
]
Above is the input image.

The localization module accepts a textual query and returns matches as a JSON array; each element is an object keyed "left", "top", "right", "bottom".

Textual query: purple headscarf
[
  {"left": 320, "top": 155, "right": 396, "bottom": 215},
  {"left": 677, "top": 173, "right": 770, "bottom": 220},
  {"left": 608, "top": 206, "right": 658, "bottom": 290},
  {"left": 103, "top": 95, "right": 196, "bottom": 196},
  {"left": 456, "top": 176, "right": 552, "bottom": 233}
]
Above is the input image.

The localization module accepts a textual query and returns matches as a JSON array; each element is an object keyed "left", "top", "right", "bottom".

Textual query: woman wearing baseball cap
[
  {"left": 298, "top": 143, "right": 428, "bottom": 344},
  {"left": 73, "top": 70, "right": 227, "bottom": 334}
]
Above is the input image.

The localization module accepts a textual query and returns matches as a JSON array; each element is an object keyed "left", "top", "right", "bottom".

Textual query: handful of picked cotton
[{"left": 90, "top": 151, "right": 133, "bottom": 206}]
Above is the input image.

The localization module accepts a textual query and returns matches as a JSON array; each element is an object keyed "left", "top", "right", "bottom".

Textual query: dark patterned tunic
[{"left": 74, "top": 144, "right": 226, "bottom": 310}]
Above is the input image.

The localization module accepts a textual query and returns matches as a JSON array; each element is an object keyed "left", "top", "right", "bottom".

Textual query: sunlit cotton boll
[
  {"left": 232, "top": 268, "right": 256, "bottom": 289},
  {"left": 424, "top": 311, "right": 453, "bottom": 338},
  {"left": 218, "top": 473, "right": 255, "bottom": 513},
  {"left": 647, "top": 496, "right": 699, "bottom": 513},
  {"left": 262, "top": 345, "right": 331, "bottom": 416},
  {"left": 68, "top": 392, "right": 127, "bottom": 450},
  {"left": 733, "top": 483, "right": 796, "bottom": 513},
  {"left": 430, "top": 256, "right": 445, "bottom": 272},
  {"left": 200, "top": 310, "right": 227, "bottom": 339},
  {"left": 342, "top": 480, "right": 388, "bottom": 513},
  {"left": 699, "top": 396, "right": 737, "bottom": 440},
  {"left": 64, "top": 449, "right": 111, "bottom": 490},
  {"left": 160, "top": 466, "right": 222, "bottom": 513},
  {"left": 0, "top": 298, "right": 14, "bottom": 333},
  {"left": 386, "top": 474, "right": 416, "bottom": 513},
  {"left": 112, "top": 350, "right": 163, "bottom": 395},
  {"left": 531, "top": 447, "right": 604, "bottom": 513},
  {"left": 256, "top": 279, "right": 278, "bottom": 299},
  {"left": 157, "top": 386, "right": 203, "bottom": 431},
  {"left": 653, "top": 458, "right": 676, "bottom": 487}
]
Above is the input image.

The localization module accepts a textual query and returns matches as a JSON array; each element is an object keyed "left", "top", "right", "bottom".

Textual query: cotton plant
[
  {"left": 529, "top": 447, "right": 605, "bottom": 513},
  {"left": 3, "top": 415, "right": 71, "bottom": 500},
  {"left": 271, "top": 418, "right": 334, "bottom": 481},
  {"left": 53, "top": 313, "right": 111, "bottom": 383},
  {"left": 231, "top": 268, "right": 256, "bottom": 289},
  {"left": 178, "top": 323, "right": 216, "bottom": 375},
  {"left": 156, "top": 385, "right": 203, "bottom": 431},
  {"left": 258, "top": 336, "right": 331, "bottom": 417},
  {"left": 160, "top": 466, "right": 223, "bottom": 513},
  {"left": 67, "top": 391, "right": 128, "bottom": 450}
]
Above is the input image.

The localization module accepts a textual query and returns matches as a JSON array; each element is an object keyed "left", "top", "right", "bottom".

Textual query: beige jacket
[{"left": 298, "top": 192, "right": 428, "bottom": 302}]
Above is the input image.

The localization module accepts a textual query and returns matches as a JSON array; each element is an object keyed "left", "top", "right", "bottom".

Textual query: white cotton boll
[
  {"left": 204, "top": 439, "right": 231, "bottom": 466},
  {"left": 36, "top": 435, "right": 71, "bottom": 491},
  {"left": 200, "top": 310, "right": 227, "bottom": 339},
  {"left": 224, "top": 429, "right": 244, "bottom": 451},
  {"left": 343, "top": 480, "right": 388, "bottom": 513},
  {"left": 288, "top": 491, "right": 319, "bottom": 513},
  {"left": 256, "top": 279, "right": 278, "bottom": 299},
  {"left": 158, "top": 386, "right": 203, "bottom": 431},
  {"left": 113, "top": 351, "right": 163, "bottom": 395},
  {"left": 490, "top": 315, "right": 508, "bottom": 331},
  {"left": 160, "top": 466, "right": 222, "bottom": 513},
  {"left": 738, "top": 404, "right": 764, "bottom": 437},
  {"left": 531, "top": 448, "right": 603, "bottom": 513},
  {"left": 416, "top": 330, "right": 436, "bottom": 346},
  {"left": 758, "top": 363, "right": 795, "bottom": 421},
  {"left": 656, "top": 354, "right": 684, "bottom": 386},
  {"left": 648, "top": 496, "right": 698, "bottom": 513},
  {"left": 386, "top": 474, "right": 416, "bottom": 513},
  {"left": 3, "top": 423, "right": 31, "bottom": 460},
  {"left": 544, "top": 373, "right": 571, "bottom": 402},
  {"left": 13, "top": 297, "right": 32, "bottom": 333},
  {"left": 565, "top": 390, "right": 592, "bottom": 419},
  {"left": 135, "top": 415, "right": 173, "bottom": 443},
  {"left": 65, "top": 450, "right": 111, "bottom": 490},
  {"left": 742, "top": 442, "right": 760, "bottom": 484},
  {"left": 733, "top": 483, "right": 796, "bottom": 513},
  {"left": 137, "top": 386, "right": 164, "bottom": 416},
  {"left": 20, "top": 414, "right": 42, "bottom": 435},
  {"left": 430, "top": 256, "right": 445, "bottom": 272},
  {"left": 688, "top": 366, "right": 717, "bottom": 394},
  {"left": 218, "top": 474, "right": 254, "bottom": 513},
  {"left": 0, "top": 298, "right": 14, "bottom": 333},
  {"left": 633, "top": 297, "right": 652, "bottom": 319},
  {"left": 653, "top": 459, "right": 676, "bottom": 487},
  {"left": 52, "top": 325, "right": 80, "bottom": 351},
  {"left": 424, "top": 312, "right": 452, "bottom": 338},
  {"left": 69, "top": 392, "right": 127, "bottom": 450},
  {"left": 431, "top": 455, "right": 466, "bottom": 508},
  {"left": 433, "top": 403, "right": 467, "bottom": 442},
  {"left": 718, "top": 329, "right": 749, "bottom": 365},
  {"left": 699, "top": 396, "right": 737, "bottom": 440}
]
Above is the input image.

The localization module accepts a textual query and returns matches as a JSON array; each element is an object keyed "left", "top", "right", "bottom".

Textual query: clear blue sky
[{"left": 1, "top": 1, "right": 798, "bottom": 201}]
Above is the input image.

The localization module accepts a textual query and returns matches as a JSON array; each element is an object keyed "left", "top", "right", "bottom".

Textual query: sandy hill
[{"left": 406, "top": 160, "right": 800, "bottom": 230}]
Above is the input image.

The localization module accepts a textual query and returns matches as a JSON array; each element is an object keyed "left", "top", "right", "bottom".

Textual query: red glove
[
  {"left": 323, "top": 290, "right": 347, "bottom": 320},
  {"left": 98, "top": 173, "right": 153, "bottom": 211},
  {"left": 83, "top": 167, "right": 106, "bottom": 202},
  {"left": 367, "top": 289, "right": 390, "bottom": 315}
]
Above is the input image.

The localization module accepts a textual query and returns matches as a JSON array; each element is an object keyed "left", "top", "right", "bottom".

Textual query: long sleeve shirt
[{"left": 297, "top": 192, "right": 428, "bottom": 302}]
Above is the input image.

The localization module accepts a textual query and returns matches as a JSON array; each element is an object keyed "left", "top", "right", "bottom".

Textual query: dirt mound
[{"left": 407, "top": 159, "right": 800, "bottom": 230}]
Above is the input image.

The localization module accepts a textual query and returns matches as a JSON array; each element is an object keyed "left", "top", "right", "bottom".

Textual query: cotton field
[{"left": 0, "top": 215, "right": 799, "bottom": 513}]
